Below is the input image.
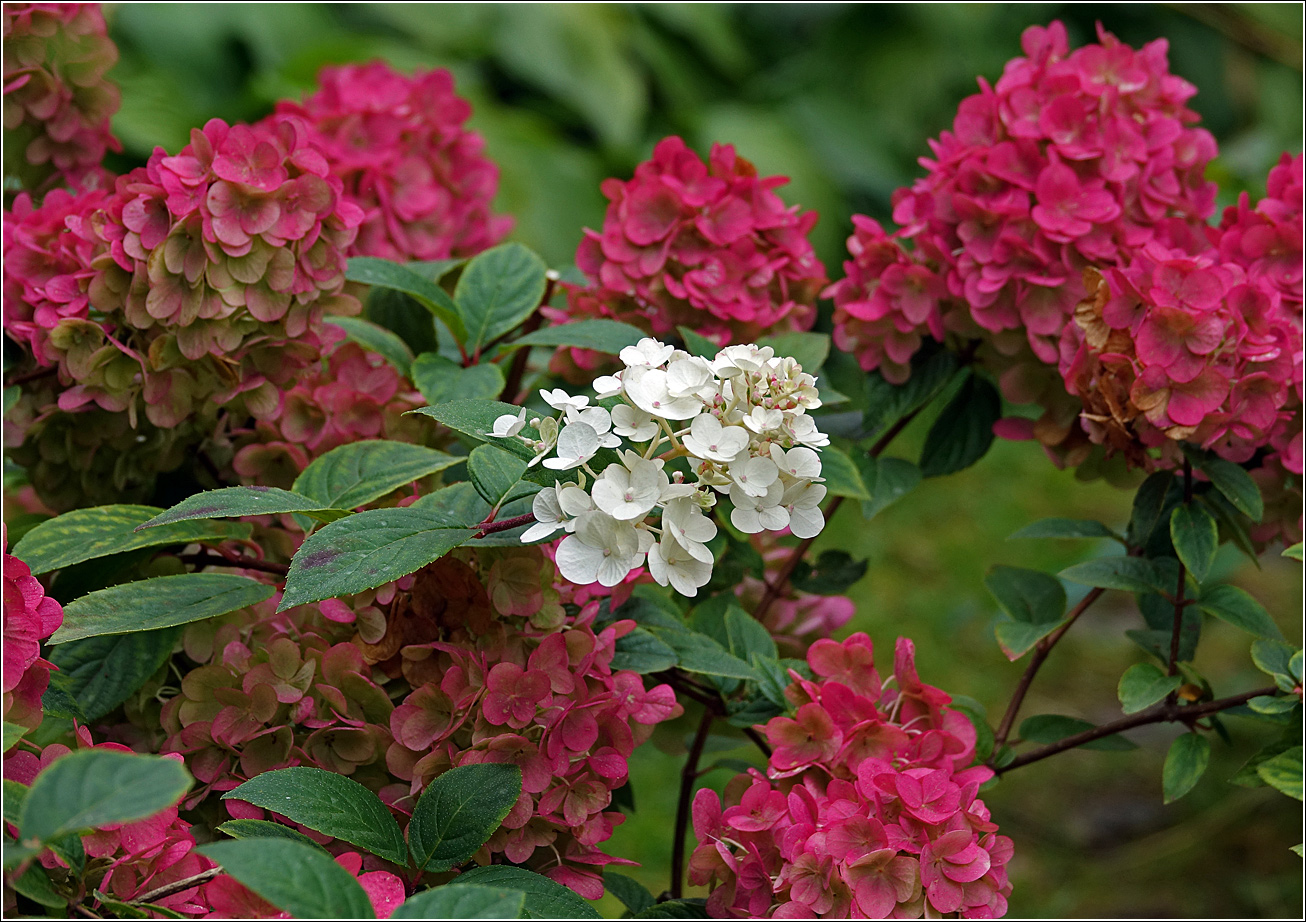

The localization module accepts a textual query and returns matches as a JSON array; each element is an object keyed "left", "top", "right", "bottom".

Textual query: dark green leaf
[
  {"left": 10, "top": 863, "right": 64, "bottom": 908},
  {"left": 280, "top": 508, "right": 476, "bottom": 609},
  {"left": 645, "top": 624, "right": 757, "bottom": 681},
  {"left": 199, "top": 839, "right": 374, "bottom": 919},
  {"left": 322, "top": 316, "right": 414, "bottom": 378},
  {"left": 1197, "top": 584, "right": 1283, "bottom": 640},
  {"left": 347, "top": 256, "right": 466, "bottom": 345},
  {"left": 294, "top": 441, "right": 460, "bottom": 511},
  {"left": 948, "top": 695, "right": 995, "bottom": 763},
  {"left": 140, "top": 488, "right": 331, "bottom": 528},
  {"left": 724, "top": 606, "right": 778, "bottom": 664},
  {"left": 757, "top": 331, "right": 829, "bottom": 372},
  {"left": 1059, "top": 557, "right": 1167, "bottom": 594},
  {"left": 1230, "top": 737, "right": 1299, "bottom": 788},
  {"left": 611, "top": 627, "right": 679, "bottom": 674},
  {"left": 3, "top": 780, "right": 27, "bottom": 826},
  {"left": 1018, "top": 714, "right": 1138, "bottom": 751},
  {"left": 1128, "top": 472, "right": 1183, "bottom": 550},
  {"left": 985, "top": 565, "right": 1066, "bottom": 624},
  {"left": 751, "top": 655, "right": 797, "bottom": 708},
  {"left": 20, "top": 750, "right": 191, "bottom": 841},
  {"left": 452, "top": 866, "right": 600, "bottom": 919},
  {"left": 40, "top": 669, "right": 87, "bottom": 721},
  {"left": 410, "top": 400, "right": 538, "bottom": 460},
  {"left": 48, "top": 627, "right": 180, "bottom": 722},
  {"left": 918, "top": 371, "right": 1000, "bottom": 477},
  {"left": 1251, "top": 639, "right": 1297, "bottom": 679},
  {"left": 634, "top": 898, "right": 710, "bottom": 918},
  {"left": 413, "top": 482, "right": 538, "bottom": 545},
  {"left": 1256, "top": 746, "right": 1303, "bottom": 800},
  {"left": 1008, "top": 518, "right": 1123, "bottom": 542},
  {"left": 412, "top": 353, "right": 507, "bottom": 406},
  {"left": 1133, "top": 589, "right": 1201, "bottom": 662},
  {"left": 1169, "top": 504, "right": 1218, "bottom": 583},
  {"left": 468, "top": 445, "right": 529, "bottom": 507},
  {"left": 215, "top": 819, "right": 331, "bottom": 854},
  {"left": 676, "top": 326, "right": 719, "bottom": 359},
  {"left": 1182, "top": 446, "right": 1263, "bottom": 521},
  {"left": 1117, "top": 663, "right": 1182, "bottom": 714},
  {"left": 791, "top": 549, "right": 868, "bottom": 595},
  {"left": 455, "top": 244, "right": 548, "bottom": 351},
  {"left": 409, "top": 763, "right": 522, "bottom": 872},
  {"left": 603, "top": 872, "right": 655, "bottom": 915},
  {"left": 994, "top": 618, "right": 1064, "bottom": 662},
  {"left": 506, "top": 319, "right": 646, "bottom": 354},
  {"left": 3, "top": 722, "right": 27, "bottom": 754},
  {"left": 224, "top": 767, "right": 407, "bottom": 865},
  {"left": 859, "top": 456, "right": 920, "bottom": 521},
  {"left": 862, "top": 347, "right": 957, "bottom": 436},
  {"left": 365, "top": 284, "right": 438, "bottom": 356},
  {"left": 93, "top": 891, "right": 179, "bottom": 919},
  {"left": 821, "top": 445, "right": 870, "bottom": 500},
  {"left": 1163, "top": 733, "right": 1211, "bottom": 803},
  {"left": 51, "top": 574, "right": 275, "bottom": 644},
  {"left": 393, "top": 885, "right": 526, "bottom": 920},
  {"left": 12, "top": 505, "right": 250, "bottom": 575}
]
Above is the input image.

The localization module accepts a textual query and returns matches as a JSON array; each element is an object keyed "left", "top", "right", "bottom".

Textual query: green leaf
[
  {"left": 1128, "top": 471, "right": 1183, "bottom": 551},
  {"left": 364, "top": 284, "right": 438, "bottom": 356},
  {"left": 821, "top": 445, "right": 870, "bottom": 500},
  {"left": 506, "top": 319, "right": 646, "bottom": 354},
  {"left": 322, "top": 316, "right": 414, "bottom": 378},
  {"left": 1197, "top": 584, "right": 1284, "bottom": 640},
  {"left": 984, "top": 565, "right": 1066, "bottom": 624},
  {"left": 1132, "top": 588, "right": 1200, "bottom": 662},
  {"left": 603, "top": 872, "right": 656, "bottom": 915},
  {"left": 751, "top": 655, "right": 798, "bottom": 708},
  {"left": 224, "top": 766, "right": 407, "bottom": 865},
  {"left": 410, "top": 399, "right": 538, "bottom": 460},
  {"left": 790, "top": 550, "right": 868, "bottom": 595},
  {"left": 724, "top": 606, "right": 778, "bottom": 664},
  {"left": 11, "top": 505, "right": 250, "bottom": 575},
  {"left": 610, "top": 627, "right": 679, "bottom": 674},
  {"left": 455, "top": 244, "right": 548, "bottom": 352},
  {"left": 409, "top": 763, "right": 522, "bottom": 872},
  {"left": 51, "top": 574, "right": 275, "bottom": 644},
  {"left": 347, "top": 256, "right": 466, "bottom": 345},
  {"left": 468, "top": 444, "right": 530, "bottom": 507},
  {"left": 1008, "top": 518, "right": 1123, "bottom": 542},
  {"left": 1257, "top": 746, "right": 1303, "bottom": 800},
  {"left": 293, "top": 440, "right": 460, "bottom": 511},
  {"left": 633, "top": 898, "right": 710, "bottom": 918},
  {"left": 862, "top": 347, "right": 958, "bottom": 436},
  {"left": 1117, "top": 663, "right": 1182, "bottom": 714},
  {"left": 1182, "top": 446, "right": 1263, "bottom": 522},
  {"left": 280, "top": 508, "right": 476, "bottom": 609},
  {"left": 1163, "top": 733, "right": 1211, "bottom": 803},
  {"left": 48, "top": 627, "right": 180, "bottom": 722},
  {"left": 412, "top": 353, "right": 507, "bottom": 406},
  {"left": 199, "top": 839, "right": 375, "bottom": 919},
  {"left": 20, "top": 750, "right": 191, "bottom": 842},
  {"left": 918, "top": 371, "right": 1000, "bottom": 478},
  {"left": 1059, "top": 557, "right": 1167, "bottom": 594},
  {"left": 994, "top": 618, "right": 1064, "bottom": 662},
  {"left": 140, "top": 487, "right": 333, "bottom": 528},
  {"left": 1169, "top": 504, "right": 1218, "bottom": 583},
  {"left": 757, "top": 331, "right": 830, "bottom": 372},
  {"left": 1018, "top": 714, "right": 1138, "bottom": 751},
  {"left": 648, "top": 622, "right": 759, "bottom": 681},
  {"left": 452, "top": 866, "right": 600, "bottom": 919},
  {"left": 858, "top": 457, "right": 920, "bottom": 522},
  {"left": 1251, "top": 639, "right": 1297, "bottom": 679},
  {"left": 10, "top": 863, "right": 64, "bottom": 908},
  {"left": 93, "top": 891, "right": 181, "bottom": 919},
  {"left": 3, "top": 779, "right": 26, "bottom": 825},
  {"left": 1248, "top": 695, "right": 1299, "bottom": 715},
  {"left": 1284, "top": 542, "right": 1304, "bottom": 562},
  {"left": 215, "top": 819, "right": 331, "bottom": 854},
  {"left": 393, "top": 884, "right": 526, "bottom": 920},
  {"left": 948, "top": 695, "right": 995, "bottom": 763},
  {"left": 40, "top": 669, "right": 87, "bottom": 721},
  {"left": 413, "top": 482, "right": 537, "bottom": 545},
  {"left": 676, "top": 326, "right": 720, "bottom": 359},
  {"left": 3, "top": 722, "right": 28, "bottom": 754}
]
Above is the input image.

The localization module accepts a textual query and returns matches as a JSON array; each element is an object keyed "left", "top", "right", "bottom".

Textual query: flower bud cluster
[
  {"left": 494, "top": 337, "right": 828, "bottom": 597},
  {"left": 690, "top": 634, "right": 1012, "bottom": 919},
  {"left": 3, "top": 526, "right": 64, "bottom": 729},
  {"left": 271, "top": 60, "right": 511, "bottom": 261},
  {"left": 827, "top": 21, "right": 1220, "bottom": 459},
  {"left": 2, "top": 2, "right": 121, "bottom": 192},
  {"left": 546, "top": 136, "right": 826, "bottom": 380}
]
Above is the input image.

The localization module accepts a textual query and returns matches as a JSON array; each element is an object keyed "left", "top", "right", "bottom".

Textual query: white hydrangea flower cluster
[{"left": 491, "top": 338, "right": 829, "bottom": 597}]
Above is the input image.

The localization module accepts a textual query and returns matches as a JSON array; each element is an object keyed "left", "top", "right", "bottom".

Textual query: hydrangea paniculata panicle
[
  {"left": 827, "top": 20, "right": 1220, "bottom": 467},
  {"left": 270, "top": 60, "right": 511, "bottom": 262},
  {"left": 3, "top": 2, "right": 121, "bottom": 192},
  {"left": 3, "top": 525, "right": 63, "bottom": 729},
  {"left": 690, "top": 634, "right": 1012, "bottom": 919},
  {"left": 546, "top": 136, "right": 827, "bottom": 380},
  {"left": 493, "top": 337, "right": 828, "bottom": 596}
]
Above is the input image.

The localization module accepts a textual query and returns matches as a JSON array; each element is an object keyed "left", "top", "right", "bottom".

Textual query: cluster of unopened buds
[{"left": 493, "top": 338, "right": 829, "bottom": 596}]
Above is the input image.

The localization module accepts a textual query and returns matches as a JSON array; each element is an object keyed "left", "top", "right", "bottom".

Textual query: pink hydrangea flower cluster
[
  {"left": 828, "top": 21, "right": 1219, "bottom": 445},
  {"left": 271, "top": 60, "right": 511, "bottom": 261},
  {"left": 549, "top": 136, "right": 826, "bottom": 377},
  {"left": 4, "top": 732, "right": 216, "bottom": 916},
  {"left": 690, "top": 634, "right": 1012, "bottom": 919},
  {"left": 2, "top": 2, "right": 121, "bottom": 192},
  {"left": 3, "top": 526, "right": 64, "bottom": 729},
  {"left": 383, "top": 551, "right": 682, "bottom": 900}
]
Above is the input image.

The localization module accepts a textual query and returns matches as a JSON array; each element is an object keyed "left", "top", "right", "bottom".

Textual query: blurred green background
[{"left": 97, "top": 3, "right": 1303, "bottom": 917}]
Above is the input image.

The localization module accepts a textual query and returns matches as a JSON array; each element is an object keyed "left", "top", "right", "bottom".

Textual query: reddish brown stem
[
  {"left": 671, "top": 707, "right": 714, "bottom": 899},
  {"left": 474, "top": 511, "right": 537, "bottom": 537}
]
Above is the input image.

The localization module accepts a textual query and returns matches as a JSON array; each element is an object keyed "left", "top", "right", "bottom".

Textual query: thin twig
[
  {"left": 501, "top": 280, "right": 553, "bottom": 403},
  {"left": 132, "top": 868, "right": 222, "bottom": 905},
  {"left": 743, "top": 727, "right": 772, "bottom": 759},
  {"left": 671, "top": 708, "right": 715, "bottom": 899},
  {"left": 5, "top": 365, "right": 58, "bottom": 387},
  {"left": 754, "top": 496, "right": 844, "bottom": 623},
  {"left": 996, "top": 685, "right": 1277, "bottom": 774},
  {"left": 992, "top": 587, "right": 1107, "bottom": 752},
  {"left": 179, "top": 551, "right": 289, "bottom": 577}
]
